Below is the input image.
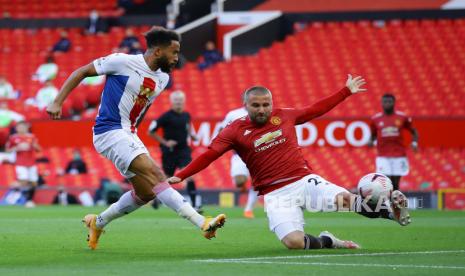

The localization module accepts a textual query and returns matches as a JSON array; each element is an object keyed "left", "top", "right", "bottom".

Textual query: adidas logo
[{"left": 244, "top": 130, "right": 251, "bottom": 136}]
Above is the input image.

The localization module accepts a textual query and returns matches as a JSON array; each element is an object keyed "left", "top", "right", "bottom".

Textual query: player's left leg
[
  {"left": 335, "top": 190, "right": 410, "bottom": 226},
  {"left": 265, "top": 178, "right": 358, "bottom": 250}
]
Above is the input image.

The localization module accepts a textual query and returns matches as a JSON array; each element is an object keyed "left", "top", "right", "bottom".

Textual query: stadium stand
[
  {"left": 0, "top": 0, "right": 121, "bottom": 18},
  {"left": 1, "top": 19, "right": 464, "bottom": 119},
  {"left": 0, "top": 18, "right": 464, "bottom": 207}
]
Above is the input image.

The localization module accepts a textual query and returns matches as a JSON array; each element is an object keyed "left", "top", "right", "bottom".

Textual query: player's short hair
[
  {"left": 243, "top": 86, "right": 272, "bottom": 103},
  {"left": 170, "top": 90, "right": 185, "bottom": 102},
  {"left": 15, "top": 121, "right": 30, "bottom": 129},
  {"left": 144, "top": 26, "right": 180, "bottom": 49},
  {"left": 382, "top": 93, "right": 396, "bottom": 101}
]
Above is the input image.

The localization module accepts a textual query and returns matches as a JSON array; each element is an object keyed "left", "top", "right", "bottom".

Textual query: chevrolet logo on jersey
[{"left": 254, "top": 129, "right": 282, "bottom": 147}]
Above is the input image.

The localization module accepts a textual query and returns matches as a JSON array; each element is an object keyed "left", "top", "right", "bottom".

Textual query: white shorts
[
  {"left": 264, "top": 174, "right": 348, "bottom": 240},
  {"left": 16, "top": 165, "right": 39, "bottom": 182},
  {"left": 230, "top": 154, "right": 249, "bottom": 177},
  {"left": 93, "top": 129, "right": 149, "bottom": 178},
  {"left": 376, "top": 157, "right": 409, "bottom": 176}
]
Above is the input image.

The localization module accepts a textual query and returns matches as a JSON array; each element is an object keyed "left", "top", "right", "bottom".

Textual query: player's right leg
[
  {"left": 87, "top": 130, "right": 225, "bottom": 249},
  {"left": 127, "top": 154, "right": 225, "bottom": 240},
  {"left": 264, "top": 180, "right": 358, "bottom": 250},
  {"left": 244, "top": 188, "right": 259, "bottom": 219}
]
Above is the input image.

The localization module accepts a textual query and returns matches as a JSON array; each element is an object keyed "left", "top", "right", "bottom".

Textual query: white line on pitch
[
  {"left": 195, "top": 260, "right": 465, "bottom": 270},
  {"left": 193, "top": 249, "right": 465, "bottom": 262}
]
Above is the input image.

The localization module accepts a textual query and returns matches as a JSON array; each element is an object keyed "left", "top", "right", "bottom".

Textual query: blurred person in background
[
  {"left": 26, "top": 80, "right": 58, "bottom": 110},
  {"left": 128, "top": 41, "right": 144, "bottom": 55},
  {"left": 52, "top": 30, "right": 71, "bottom": 53},
  {"left": 85, "top": 9, "right": 108, "bottom": 35},
  {"left": 369, "top": 94, "right": 419, "bottom": 190},
  {"left": 0, "top": 102, "right": 24, "bottom": 151},
  {"left": 32, "top": 56, "right": 58, "bottom": 83},
  {"left": 0, "top": 75, "right": 17, "bottom": 99},
  {"left": 5, "top": 121, "right": 42, "bottom": 208},
  {"left": 198, "top": 41, "right": 223, "bottom": 70},
  {"left": 148, "top": 90, "right": 202, "bottom": 213},
  {"left": 65, "top": 149, "right": 88, "bottom": 174},
  {"left": 52, "top": 185, "right": 79, "bottom": 205},
  {"left": 118, "top": 28, "right": 140, "bottom": 53}
]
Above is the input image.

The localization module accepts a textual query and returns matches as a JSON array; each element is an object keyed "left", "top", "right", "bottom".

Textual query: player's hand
[
  {"left": 46, "top": 101, "right": 63, "bottom": 120},
  {"left": 346, "top": 74, "right": 367, "bottom": 94},
  {"left": 167, "top": 176, "right": 182, "bottom": 184},
  {"left": 411, "top": 141, "right": 418, "bottom": 152}
]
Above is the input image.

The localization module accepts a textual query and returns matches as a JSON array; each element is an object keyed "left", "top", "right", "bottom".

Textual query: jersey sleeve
[
  {"left": 148, "top": 113, "right": 167, "bottom": 133},
  {"left": 148, "top": 120, "right": 158, "bottom": 133},
  {"left": 93, "top": 53, "right": 127, "bottom": 75},
  {"left": 208, "top": 124, "right": 235, "bottom": 154},
  {"left": 403, "top": 115, "right": 414, "bottom": 130},
  {"left": 286, "top": 87, "right": 352, "bottom": 125}
]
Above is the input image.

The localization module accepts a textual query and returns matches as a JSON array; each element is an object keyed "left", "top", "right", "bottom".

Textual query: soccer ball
[{"left": 357, "top": 173, "right": 393, "bottom": 204}]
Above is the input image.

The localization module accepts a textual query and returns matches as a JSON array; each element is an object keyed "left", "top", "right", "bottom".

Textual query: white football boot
[{"left": 319, "top": 231, "right": 361, "bottom": 249}]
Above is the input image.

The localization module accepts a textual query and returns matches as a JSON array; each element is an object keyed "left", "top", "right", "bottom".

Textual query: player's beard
[
  {"left": 383, "top": 107, "right": 394, "bottom": 114},
  {"left": 157, "top": 55, "right": 175, "bottom": 73},
  {"left": 251, "top": 112, "right": 270, "bottom": 125}
]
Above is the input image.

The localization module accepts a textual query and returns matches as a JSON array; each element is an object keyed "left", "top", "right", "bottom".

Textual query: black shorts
[{"left": 161, "top": 147, "right": 192, "bottom": 177}]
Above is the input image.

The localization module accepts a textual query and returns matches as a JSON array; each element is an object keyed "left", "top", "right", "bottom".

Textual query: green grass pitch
[{"left": 1, "top": 206, "right": 464, "bottom": 275}]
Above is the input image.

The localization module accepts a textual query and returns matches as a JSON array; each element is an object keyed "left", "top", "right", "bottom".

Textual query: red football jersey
[
  {"left": 370, "top": 111, "right": 414, "bottom": 157},
  {"left": 6, "top": 133, "right": 38, "bottom": 166},
  {"left": 176, "top": 87, "right": 352, "bottom": 194},
  {"left": 210, "top": 108, "right": 316, "bottom": 194}
]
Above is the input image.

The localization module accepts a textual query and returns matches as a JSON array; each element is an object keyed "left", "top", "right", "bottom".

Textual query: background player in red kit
[
  {"left": 369, "top": 94, "right": 419, "bottom": 190},
  {"left": 6, "top": 121, "right": 42, "bottom": 207},
  {"left": 168, "top": 75, "right": 411, "bottom": 250}
]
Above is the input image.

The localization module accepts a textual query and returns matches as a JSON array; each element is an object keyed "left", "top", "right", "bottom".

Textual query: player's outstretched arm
[
  {"left": 46, "top": 63, "right": 98, "bottom": 119},
  {"left": 167, "top": 149, "right": 223, "bottom": 184},
  {"left": 294, "top": 75, "right": 366, "bottom": 124}
]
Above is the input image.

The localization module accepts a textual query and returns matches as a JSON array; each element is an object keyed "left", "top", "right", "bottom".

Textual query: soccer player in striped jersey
[{"left": 46, "top": 26, "right": 225, "bottom": 250}]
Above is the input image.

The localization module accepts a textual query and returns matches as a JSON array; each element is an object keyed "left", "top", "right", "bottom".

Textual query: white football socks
[
  {"left": 156, "top": 186, "right": 205, "bottom": 228},
  {"left": 95, "top": 183, "right": 205, "bottom": 230},
  {"left": 96, "top": 191, "right": 145, "bottom": 229},
  {"left": 244, "top": 188, "right": 259, "bottom": 212}
]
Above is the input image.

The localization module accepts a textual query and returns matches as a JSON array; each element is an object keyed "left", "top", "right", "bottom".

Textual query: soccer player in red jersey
[
  {"left": 168, "top": 75, "right": 411, "bottom": 250},
  {"left": 6, "top": 121, "right": 42, "bottom": 207},
  {"left": 369, "top": 94, "right": 419, "bottom": 190}
]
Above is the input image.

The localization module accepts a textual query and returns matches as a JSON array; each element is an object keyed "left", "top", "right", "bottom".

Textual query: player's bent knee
[
  {"left": 335, "top": 192, "right": 354, "bottom": 209},
  {"left": 281, "top": 231, "right": 305, "bottom": 249}
]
